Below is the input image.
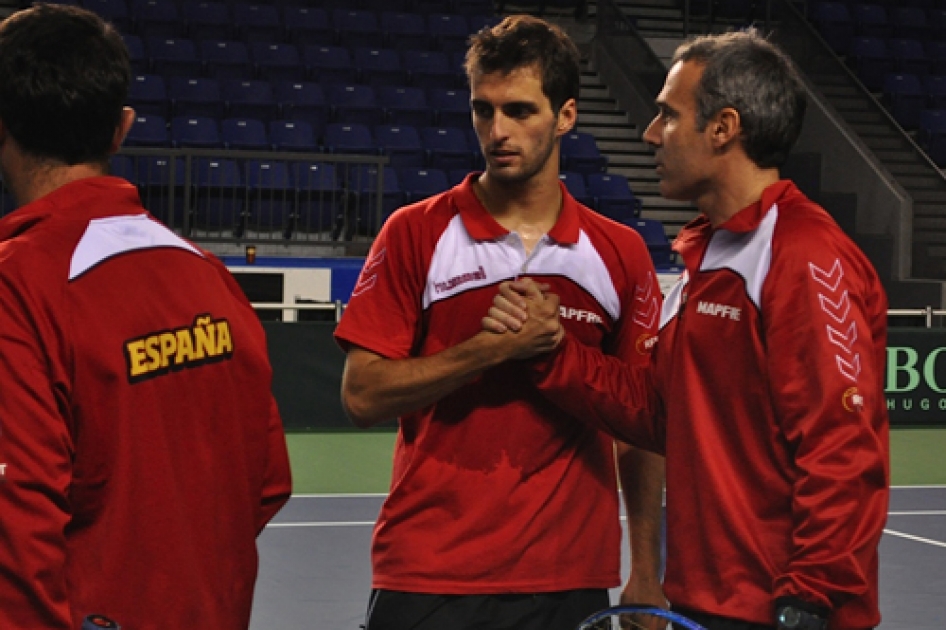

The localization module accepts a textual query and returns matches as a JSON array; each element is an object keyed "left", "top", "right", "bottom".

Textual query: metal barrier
[{"left": 115, "top": 147, "right": 390, "bottom": 245}]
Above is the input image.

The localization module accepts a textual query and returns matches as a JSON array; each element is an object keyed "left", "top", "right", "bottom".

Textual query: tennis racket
[{"left": 578, "top": 605, "right": 707, "bottom": 630}]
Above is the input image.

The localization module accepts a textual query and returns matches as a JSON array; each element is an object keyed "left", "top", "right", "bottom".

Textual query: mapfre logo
[
  {"left": 635, "top": 333, "right": 657, "bottom": 355},
  {"left": 842, "top": 387, "right": 865, "bottom": 412},
  {"left": 124, "top": 314, "right": 234, "bottom": 383}
]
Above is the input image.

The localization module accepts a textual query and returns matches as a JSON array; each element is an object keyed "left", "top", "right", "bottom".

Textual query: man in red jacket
[
  {"left": 486, "top": 30, "right": 889, "bottom": 630},
  {"left": 0, "top": 5, "right": 291, "bottom": 629}
]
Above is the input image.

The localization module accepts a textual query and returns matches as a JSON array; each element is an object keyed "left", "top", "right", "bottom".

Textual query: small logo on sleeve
[{"left": 124, "top": 314, "right": 234, "bottom": 383}]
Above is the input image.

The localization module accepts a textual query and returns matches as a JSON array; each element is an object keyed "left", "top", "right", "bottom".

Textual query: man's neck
[
  {"left": 698, "top": 164, "right": 780, "bottom": 227},
  {"left": 11, "top": 160, "right": 107, "bottom": 207},
  {"left": 474, "top": 171, "right": 563, "bottom": 256}
]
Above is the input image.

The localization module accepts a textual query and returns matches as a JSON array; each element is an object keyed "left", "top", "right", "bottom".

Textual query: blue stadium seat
[
  {"left": 122, "top": 34, "right": 148, "bottom": 75},
  {"left": 284, "top": 6, "right": 333, "bottom": 47},
  {"left": 890, "top": 6, "right": 929, "bottom": 40},
  {"left": 245, "top": 159, "right": 295, "bottom": 233},
  {"left": 110, "top": 155, "right": 137, "bottom": 184},
  {"left": 252, "top": 43, "right": 306, "bottom": 83},
  {"left": 293, "top": 162, "right": 344, "bottom": 236},
  {"left": 427, "top": 87, "right": 472, "bottom": 128},
  {"left": 468, "top": 13, "right": 502, "bottom": 32},
  {"left": 221, "top": 79, "right": 278, "bottom": 122},
  {"left": 355, "top": 48, "right": 408, "bottom": 88},
  {"left": 84, "top": 0, "right": 132, "bottom": 33},
  {"left": 587, "top": 173, "right": 641, "bottom": 222},
  {"left": 559, "top": 171, "right": 593, "bottom": 208},
  {"left": 333, "top": 9, "right": 381, "bottom": 50},
  {"left": 625, "top": 217, "right": 673, "bottom": 267},
  {"left": 380, "top": 11, "right": 429, "bottom": 51},
  {"left": 883, "top": 73, "right": 926, "bottom": 129},
  {"left": 273, "top": 81, "right": 329, "bottom": 138},
  {"left": 379, "top": 86, "right": 434, "bottom": 128},
  {"left": 234, "top": 3, "right": 283, "bottom": 44},
  {"left": 851, "top": 3, "right": 892, "bottom": 38},
  {"left": 888, "top": 38, "right": 930, "bottom": 77},
  {"left": 304, "top": 45, "right": 356, "bottom": 86},
  {"left": 456, "top": 0, "right": 497, "bottom": 17},
  {"left": 848, "top": 36, "right": 893, "bottom": 91},
  {"left": 192, "top": 158, "right": 245, "bottom": 234},
  {"left": 404, "top": 50, "right": 456, "bottom": 90},
  {"left": 128, "top": 74, "right": 168, "bottom": 119},
  {"left": 925, "top": 74, "right": 946, "bottom": 108},
  {"left": 925, "top": 40, "right": 946, "bottom": 76},
  {"left": 124, "top": 114, "right": 169, "bottom": 147},
  {"left": 421, "top": 126, "right": 475, "bottom": 170},
  {"left": 448, "top": 168, "right": 473, "bottom": 186},
  {"left": 347, "top": 165, "right": 404, "bottom": 234},
  {"left": 222, "top": 117, "right": 270, "bottom": 150},
  {"left": 146, "top": 37, "right": 201, "bottom": 79},
  {"left": 323, "top": 122, "right": 378, "bottom": 155},
  {"left": 200, "top": 40, "right": 252, "bottom": 80},
  {"left": 428, "top": 13, "right": 471, "bottom": 54},
  {"left": 270, "top": 120, "right": 320, "bottom": 152},
  {"left": 184, "top": 2, "right": 232, "bottom": 42},
  {"left": 810, "top": 1, "right": 854, "bottom": 55},
  {"left": 134, "top": 155, "right": 186, "bottom": 229},
  {"left": 374, "top": 124, "right": 426, "bottom": 167},
  {"left": 398, "top": 167, "right": 450, "bottom": 203},
  {"left": 329, "top": 84, "right": 383, "bottom": 126},
  {"left": 169, "top": 77, "right": 224, "bottom": 119},
  {"left": 132, "top": 0, "right": 181, "bottom": 39},
  {"left": 561, "top": 132, "right": 608, "bottom": 174},
  {"left": 171, "top": 116, "right": 222, "bottom": 148}
]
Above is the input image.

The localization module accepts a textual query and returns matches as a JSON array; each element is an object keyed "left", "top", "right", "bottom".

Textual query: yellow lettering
[
  {"left": 216, "top": 320, "right": 233, "bottom": 355},
  {"left": 146, "top": 336, "right": 162, "bottom": 370},
  {"left": 175, "top": 328, "right": 196, "bottom": 364},
  {"left": 194, "top": 320, "right": 215, "bottom": 358},
  {"left": 159, "top": 332, "right": 177, "bottom": 368},
  {"left": 126, "top": 340, "right": 149, "bottom": 377}
]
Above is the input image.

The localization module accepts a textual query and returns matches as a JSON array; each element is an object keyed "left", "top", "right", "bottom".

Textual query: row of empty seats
[
  {"left": 126, "top": 40, "right": 474, "bottom": 88},
  {"left": 74, "top": 0, "right": 496, "bottom": 50},
  {"left": 126, "top": 116, "right": 610, "bottom": 174},
  {"left": 129, "top": 80, "right": 473, "bottom": 129}
]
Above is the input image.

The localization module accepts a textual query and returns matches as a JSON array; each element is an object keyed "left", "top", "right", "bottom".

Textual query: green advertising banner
[
  {"left": 886, "top": 328, "right": 946, "bottom": 426},
  {"left": 264, "top": 323, "right": 946, "bottom": 430}
]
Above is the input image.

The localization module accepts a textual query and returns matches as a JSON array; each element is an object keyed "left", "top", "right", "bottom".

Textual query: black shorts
[{"left": 364, "top": 588, "right": 610, "bottom": 630}]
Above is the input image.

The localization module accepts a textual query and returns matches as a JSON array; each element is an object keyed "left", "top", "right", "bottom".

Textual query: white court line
[
  {"left": 289, "top": 487, "right": 946, "bottom": 500},
  {"left": 888, "top": 511, "right": 946, "bottom": 516},
  {"left": 267, "top": 521, "right": 375, "bottom": 528},
  {"left": 883, "top": 528, "right": 946, "bottom": 549}
]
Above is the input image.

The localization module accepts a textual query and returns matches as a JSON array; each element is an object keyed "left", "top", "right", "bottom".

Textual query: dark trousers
[{"left": 364, "top": 588, "right": 610, "bottom": 630}]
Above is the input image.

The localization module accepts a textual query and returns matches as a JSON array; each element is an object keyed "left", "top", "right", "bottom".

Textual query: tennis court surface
[{"left": 250, "top": 431, "right": 946, "bottom": 629}]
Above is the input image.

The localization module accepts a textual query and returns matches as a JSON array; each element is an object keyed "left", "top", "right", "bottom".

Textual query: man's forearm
[{"left": 341, "top": 331, "right": 515, "bottom": 427}]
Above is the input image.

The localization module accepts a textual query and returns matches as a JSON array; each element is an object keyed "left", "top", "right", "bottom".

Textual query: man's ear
[
  {"left": 109, "top": 107, "right": 136, "bottom": 154},
  {"left": 555, "top": 98, "right": 577, "bottom": 137},
  {"left": 709, "top": 107, "right": 741, "bottom": 151}
]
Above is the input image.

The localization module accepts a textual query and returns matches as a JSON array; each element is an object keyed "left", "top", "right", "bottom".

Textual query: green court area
[{"left": 286, "top": 427, "right": 946, "bottom": 494}]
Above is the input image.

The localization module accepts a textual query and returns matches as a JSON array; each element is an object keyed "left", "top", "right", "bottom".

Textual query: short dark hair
[
  {"left": 0, "top": 3, "right": 130, "bottom": 166},
  {"left": 464, "top": 14, "right": 580, "bottom": 113},
  {"left": 672, "top": 29, "right": 807, "bottom": 169}
]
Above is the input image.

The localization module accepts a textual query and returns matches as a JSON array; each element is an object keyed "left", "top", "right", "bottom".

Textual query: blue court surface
[{"left": 250, "top": 486, "right": 946, "bottom": 629}]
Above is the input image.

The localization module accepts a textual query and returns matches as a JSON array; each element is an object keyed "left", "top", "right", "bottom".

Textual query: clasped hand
[{"left": 481, "top": 278, "right": 565, "bottom": 360}]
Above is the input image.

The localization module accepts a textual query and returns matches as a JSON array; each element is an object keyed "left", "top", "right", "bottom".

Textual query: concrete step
[
  {"left": 898, "top": 174, "right": 946, "bottom": 188},
  {"left": 912, "top": 229, "right": 946, "bottom": 243},
  {"left": 604, "top": 153, "right": 656, "bottom": 166},
  {"left": 578, "top": 124, "right": 640, "bottom": 140},
  {"left": 914, "top": 217, "right": 946, "bottom": 230},
  {"left": 910, "top": 190, "right": 946, "bottom": 203}
]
